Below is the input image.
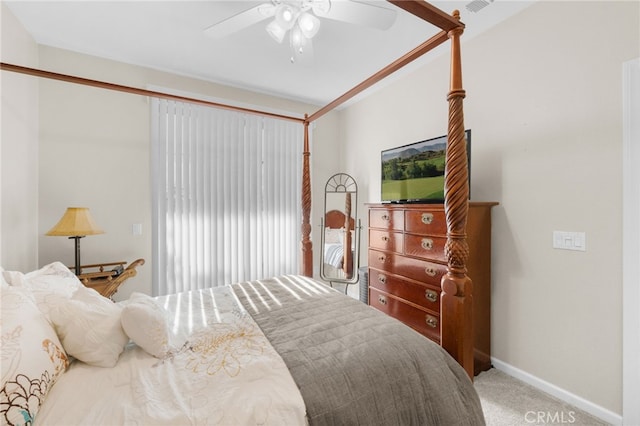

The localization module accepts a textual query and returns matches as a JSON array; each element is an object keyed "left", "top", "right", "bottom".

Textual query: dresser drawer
[
  {"left": 369, "top": 208, "right": 404, "bottom": 231},
  {"left": 368, "top": 268, "right": 440, "bottom": 313},
  {"left": 368, "top": 249, "right": 394, "bottom": 275},
  {"left": 404, "top": 234, "right": 447, "bottom": 263},
  {"left": 369, "top": 287, "right": 440, "bottom": 343},
  {"left": 405, "top": 210, "right": 447, "bottom": 235},
  {"left": 369, "top": 250, "right": 446, "bottom": 287},
  {"left": 369, "top": 229, "right": 403, "bottom": 253},
  {"left": 397, "top": 255, "right": 447, "bottom": 286}
]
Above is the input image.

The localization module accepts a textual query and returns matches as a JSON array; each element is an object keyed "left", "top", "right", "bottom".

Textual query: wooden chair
[{"left": 73, "top": 259, "right": 145, "bottom": 299}]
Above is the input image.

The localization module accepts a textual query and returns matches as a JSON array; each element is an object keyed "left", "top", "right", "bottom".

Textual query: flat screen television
[{"left": 381, "top": 129, "right": 471, "bottom": 203}]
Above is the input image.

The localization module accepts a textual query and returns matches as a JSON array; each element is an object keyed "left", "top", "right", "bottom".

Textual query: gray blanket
[{"left": 231, "top": 275, "right": 485, "bottom": 426}]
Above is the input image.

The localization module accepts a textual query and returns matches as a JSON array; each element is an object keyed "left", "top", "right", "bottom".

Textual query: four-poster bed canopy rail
[{"left": 1, "top": 0, "right": 473, "bottom": 377}]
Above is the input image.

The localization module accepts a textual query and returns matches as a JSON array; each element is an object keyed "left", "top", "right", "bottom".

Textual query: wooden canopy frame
[{"left": 1, "top": 0, "right": 473, "bottom": 377}]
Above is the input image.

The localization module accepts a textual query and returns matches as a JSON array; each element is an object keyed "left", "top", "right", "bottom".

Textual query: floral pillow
[
  {"left": 0, "top": 286, "right": 69, "bottom": 425},
  {"left": 3, "top": 262, "right": 129, "bottom": 368},
  {"left": 2, "top": 262, "right": 83, "bottom": 322}
]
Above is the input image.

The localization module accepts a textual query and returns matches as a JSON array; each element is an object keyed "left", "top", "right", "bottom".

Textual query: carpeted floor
[{"left": 474, "top": 369, "right": 609, "bottom": 426}]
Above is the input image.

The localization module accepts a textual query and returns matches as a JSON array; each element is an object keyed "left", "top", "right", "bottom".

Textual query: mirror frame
[{"left": 320, "top": 173, "right": 361, "bottom": 285}]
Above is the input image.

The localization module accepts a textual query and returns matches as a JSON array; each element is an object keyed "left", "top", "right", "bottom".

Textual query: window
[{"left": 151, "top": 99, "right": 303, "bottom": 295}]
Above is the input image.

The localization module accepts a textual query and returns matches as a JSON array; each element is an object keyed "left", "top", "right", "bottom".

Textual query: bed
[
  {"left": 1, "top": 0, "right": 474, "bottom": 375},
  {"left": 1, "top": 0, "right": 480, "bottom": 423},
  {"left": 1, "top": 262, "right": 484, "bottom": 425}
]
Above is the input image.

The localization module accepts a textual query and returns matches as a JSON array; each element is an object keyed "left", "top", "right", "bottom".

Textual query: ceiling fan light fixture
[
  {"left": 266, "top": 19, "right": 286, "bottom": 43},
  {"left": 275, "top": 4, "right": 299, "bottom": 30},
  {"left": 260, "top": 0, "right": 330, "bottom": 62},
  {"left": 311, "top": 0, "right": 331, "bottom": 17},
  {"left": 257, "top": 2, "right": 276, "bottom": 17},
  {"left": 289, "top": 25, "right": 305, "bottom": 51},
  {"left": 289, "top": 25, "right": 308, "bottom": 62},
  {"left": 298, "top": 12, "right": 320, "bottom": 38}
]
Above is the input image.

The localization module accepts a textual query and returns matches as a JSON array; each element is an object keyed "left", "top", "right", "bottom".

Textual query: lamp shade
[
  {"left": 275, "top": 3, "right": 298, "bottom": 30},
  {"left": 298, "top": 12, "right": 320, "bottom": 39},
  {"left": 46, "top": 207, "right": 104, "bottom": 237},
  {"left": 311, "top": 0, "right": 331, "bottom": 16},
  {"left": 266, "top": 19, "right": 286, "bottom": 43}
]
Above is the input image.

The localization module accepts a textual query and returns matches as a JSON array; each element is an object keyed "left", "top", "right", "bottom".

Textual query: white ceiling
[{"left": 4, "top": 0, "right": 535, "bottom": 107}]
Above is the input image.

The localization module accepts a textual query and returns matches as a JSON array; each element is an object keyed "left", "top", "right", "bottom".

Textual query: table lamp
[{"left": 46, "top": 207, "right": 104, "bottom": 275}]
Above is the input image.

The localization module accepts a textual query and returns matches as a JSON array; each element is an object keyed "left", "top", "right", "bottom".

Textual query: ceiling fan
[{"left": 204, "top": 0, "right": 398, "bottom": 62}]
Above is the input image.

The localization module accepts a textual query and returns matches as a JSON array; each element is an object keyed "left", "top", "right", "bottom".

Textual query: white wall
[
  {"left": 0, "top": 4, "right": 39, "bottom": 271},
  {"left": 340, "top": 0, "right": 639, "bottom": 418},
  {"left": 33, "top": 46, "right": 342, "bottom": 300},
  {"left": 622, "top": 57, "right": 640, "bottom": 425}
]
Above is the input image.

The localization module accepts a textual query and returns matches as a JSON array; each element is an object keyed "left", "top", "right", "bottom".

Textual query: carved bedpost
[
  {"left": 301, "top": 115, "right": 313, "bottom": 277},
  {"left": 344, "top": 192, "right": 353, "bottom": 277},
  {"left": 440, "top": 10, "right": 474, "bottom": 379}
]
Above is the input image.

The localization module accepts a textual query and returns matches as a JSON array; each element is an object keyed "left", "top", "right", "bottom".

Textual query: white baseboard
[{"left": 490, "top": 358, "right": 622, "bottom": 426}]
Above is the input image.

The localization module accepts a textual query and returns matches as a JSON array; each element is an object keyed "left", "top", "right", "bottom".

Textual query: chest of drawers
[{"left": 367, "top": 202, "right": 496, "bottom": 375}]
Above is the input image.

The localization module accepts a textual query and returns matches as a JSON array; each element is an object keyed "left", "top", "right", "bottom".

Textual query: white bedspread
[
  {"left": 35, "top": 286, "right": 307, "bottom": 425},
  {"left": 323, "top": 242, "right": 344, "bottom": 268}
]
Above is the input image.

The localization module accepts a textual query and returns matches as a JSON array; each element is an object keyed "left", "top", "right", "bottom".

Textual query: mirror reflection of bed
[{"left": 322, "top": 209, "right": 355, "bottom": 282}]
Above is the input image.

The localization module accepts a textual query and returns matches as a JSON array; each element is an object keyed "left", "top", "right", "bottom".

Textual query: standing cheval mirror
[{"left": 320, "top": 173, "right": 361, "bottom": 292}]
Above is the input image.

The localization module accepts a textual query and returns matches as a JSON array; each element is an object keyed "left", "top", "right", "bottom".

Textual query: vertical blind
[{"left": 151, "top": 99, "right": 303, "bottom": 296}]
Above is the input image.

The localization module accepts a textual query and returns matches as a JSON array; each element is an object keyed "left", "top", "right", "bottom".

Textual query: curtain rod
[{"left": 0, "top": 62, "right": 305, "bottom": 124}]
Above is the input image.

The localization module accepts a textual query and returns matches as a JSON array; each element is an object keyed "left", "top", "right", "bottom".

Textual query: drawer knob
[
  {"left": 421, "top": 238, "right": 434, "bottom": 250},
  {"left": 425, "top": 267, "right": 437, "bottom": 277},
  {"left": 381, "top": 214, "right": 390, "bottom": 221},
  {"left": 378, "top": 254, "right": 386, "bottom": 262},
  {"left": 378, "top": 274, "right": 387, "bottom": 284},
  {"left": 381, "top": 235, "right": 390, "bottom": 242},
  {"left": 378, "top": 295, "right": 387, "bottom": 305},
  {"left": 426, "top": 316, "right": 438, "bottom": 328},
  {"left": 421, "top": 213, "right": 434, "bottom": 225},
  {"left": 425, "top": 290, "right": 438, "bottom": 303}
]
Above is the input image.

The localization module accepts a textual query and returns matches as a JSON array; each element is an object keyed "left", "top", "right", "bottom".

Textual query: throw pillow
[
  {"left": 121, "top": 292, "right": 172, "bottom": 358},
  {"left": 49, "top": 287, "right": 128, "bottom": 368},
  {"left": 0, "top": 286, "right": 69, "bottom": 425},
  {"left": 3, "top": 262, "right": 83, "bottom": 321}
]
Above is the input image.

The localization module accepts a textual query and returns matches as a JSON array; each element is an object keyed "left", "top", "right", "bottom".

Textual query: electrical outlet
[{"left": 553, "top": 231, "right": 586, "bottom": 251}]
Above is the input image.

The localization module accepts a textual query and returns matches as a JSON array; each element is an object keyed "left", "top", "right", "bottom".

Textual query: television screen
[{"left": 381, "top": 130, "right": 470, "bottom": 203}]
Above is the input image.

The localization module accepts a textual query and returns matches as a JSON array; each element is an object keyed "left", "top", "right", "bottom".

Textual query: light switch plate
[{"left": 553, "top": 231, "right": 586, "bottom": 251}]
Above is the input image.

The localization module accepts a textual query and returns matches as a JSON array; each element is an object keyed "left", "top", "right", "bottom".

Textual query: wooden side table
[{"left": 73, "top": 259, "right": 145, "bottom": 299}]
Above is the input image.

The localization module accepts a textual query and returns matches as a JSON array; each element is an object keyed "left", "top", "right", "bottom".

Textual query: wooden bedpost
[
  {"left": 440, "top": 10, "right": 474, "bottom": 379},
  {"left": 343, "top": 192, "right": 353, "bottom": 277},
  {"left": 301, "top": 115, "right": 313, "bottom": 277}
]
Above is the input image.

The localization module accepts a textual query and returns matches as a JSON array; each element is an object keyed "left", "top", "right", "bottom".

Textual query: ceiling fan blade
[
  {"left": 204, "top": 4, "right": 271, "bottom": 39},
  {"left": 321, "top": 0, "right": 397, "bottom": 30}
]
